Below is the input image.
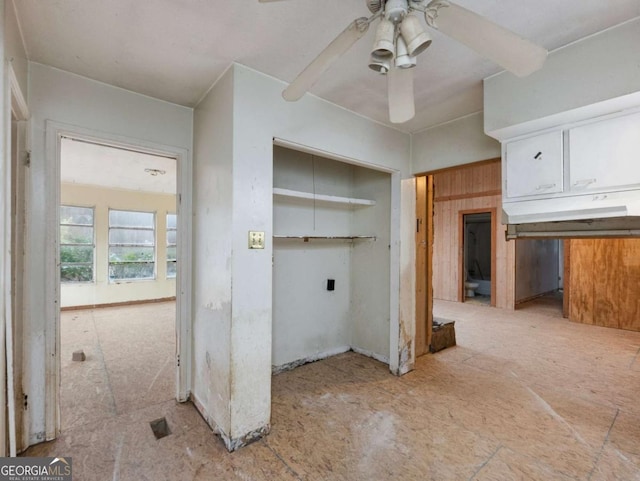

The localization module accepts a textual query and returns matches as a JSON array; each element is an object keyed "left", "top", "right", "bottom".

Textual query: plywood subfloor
[
  {"left": 59, "top": 302, "right": 176, "bottom": 431},
  {"left": 516, "top": 290, "right": 564, "bottom": 318},
  {"left": 25, "top": 301, "right": 640, "bottom": 480}
]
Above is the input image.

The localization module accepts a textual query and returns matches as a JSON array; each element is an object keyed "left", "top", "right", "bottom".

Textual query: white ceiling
[
  {"left": 60, "top": 138, "right": 177, "bottom": 194},
  {"left": 14, "top": 0, "right": 640, "bottom": 133}
]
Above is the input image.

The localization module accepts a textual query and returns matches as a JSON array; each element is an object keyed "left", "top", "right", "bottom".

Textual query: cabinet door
[
  {"left": 505, "top": 131, "right": 563, "bottom": 199},
  {"left": 569, "top": 112, "right": 640, "bottom": 193}
]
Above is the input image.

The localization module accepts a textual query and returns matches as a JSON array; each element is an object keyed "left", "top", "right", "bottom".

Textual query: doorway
[
  {"left": 460, "top": 210, "right": 496, "bottom": 306},
  {"left": 55, "top": 134, "right": 185, "bottom": 435},
  {"left": 514, "top": 238, "right": 563, "bottom": 316}
]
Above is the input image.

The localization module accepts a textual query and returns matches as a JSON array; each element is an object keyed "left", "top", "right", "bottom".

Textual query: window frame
[
  {"left": 108, "top": 208, "right": 157, "bottom": 283},
  {"left": 166, "top": 212, "right": 177, "bottom": 279},
  {"left": 59, "top": 205, "right": 96, "bottom": 284}
]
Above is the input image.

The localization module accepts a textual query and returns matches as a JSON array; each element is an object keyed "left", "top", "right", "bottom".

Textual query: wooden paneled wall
[
  {"left": 567, "top": 239, "right": 640, "bottom": 331},
  {"left": 431, "top": 159, "right": 516, "bottom": 309}
]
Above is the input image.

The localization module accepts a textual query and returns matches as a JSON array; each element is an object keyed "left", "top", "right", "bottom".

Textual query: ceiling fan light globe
[
  {"left": 395, "top": 35, "right": 417, "bottom": 69},
  {"left": 371, "top": 18, "right": 396, "bottom": 58},
  {"left": 400, "top": 15, "right": 432, "bottom": 56},
  {"left": 369, "top": 54, "right": 391, "bottom": 74}
]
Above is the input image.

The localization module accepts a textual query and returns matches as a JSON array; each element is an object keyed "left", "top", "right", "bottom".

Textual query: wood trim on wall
[
  {"left": 426, "top": 176, "right": 434, "bottom": 350},
  {"left": 563, "top": 240, "right": 570, "bottom": 319},
  {"left": 60, "top": 296, "right": 177, "bottom": 311},
  {"left": 435, "top": 189, "right": 501, "bottom": 203},
  {"left": 415, "top": 157, "right": 501, "bottom": 177},
  {"left": 415, "top": 176, "right": 427, "bottom": 357}
]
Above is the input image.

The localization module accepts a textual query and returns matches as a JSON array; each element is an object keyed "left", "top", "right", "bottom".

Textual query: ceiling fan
[{"left": 259, "top": 0, "right": 548, "bottom": 124}]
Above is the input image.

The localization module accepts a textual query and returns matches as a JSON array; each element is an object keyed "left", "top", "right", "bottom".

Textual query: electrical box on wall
[{"left": 248, "top": 231, "right": 265, "bottom": 249}]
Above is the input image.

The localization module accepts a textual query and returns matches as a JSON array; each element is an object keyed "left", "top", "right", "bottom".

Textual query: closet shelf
[
  {"left": 273, "top": 188, "right": 376, "bottom": 207},
  {"left": 273, "top": 235, "right": 376, "bottom": 241}
]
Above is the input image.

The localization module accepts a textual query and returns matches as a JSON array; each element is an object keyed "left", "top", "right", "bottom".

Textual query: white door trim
[
  {"left": 5, "top": 61, "right": 30, "bottom": 456},
  {"left": 44, "top": 121, "right": 192, "bottom": 438}
]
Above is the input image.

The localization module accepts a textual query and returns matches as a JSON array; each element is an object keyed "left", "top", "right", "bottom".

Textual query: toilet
[{"left": 465, "top": 281, "right": 479, "bottom": 297}]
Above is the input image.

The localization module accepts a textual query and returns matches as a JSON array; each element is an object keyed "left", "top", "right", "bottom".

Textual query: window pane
[
  {"left": 167, "top": 214, "right": 177, "bottom": 229},
  {"left": 109, "top": 246, "right": 154, "bottom": 262},
  {"left": 61, "top": 265, "right": 93, "bottom": 282},
  {"left": 61, "top": 245, "right": 93, "bottom": 263},
  {"left": 167, "top": 230, "right": 177, "bottom": 245},
  {"left": 109, "top": 262, "right": 154, "bottom": 280},
  {"left": 109, "top": 210, "right": 154, "bottom": 228},
  {"left": 61, "top": 206, "right": 93, "bottom": 225},
  {"left": 61, "top": 225, "right": 93, "bottom": 244},
  {"left": 167, "top": 261, "right": 177, "bottom": 278},
  {"left": 166, "top": 246, "right": 177, "bottom": 261},
  {"left": 109, "top": 228, "right": 154, "bottom": 245}
]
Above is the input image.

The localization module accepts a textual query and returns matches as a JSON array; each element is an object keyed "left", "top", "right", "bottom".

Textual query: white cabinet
[
  {"left": 569, "top": 111, "right": 640, "bottom": 193},
  {"left": 505, "top": 131, "right": 564, "bottom": 199}
]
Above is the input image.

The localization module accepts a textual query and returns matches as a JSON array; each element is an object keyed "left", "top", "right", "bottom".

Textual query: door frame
[
  {"left": 415, "top": 175, "right": 433, "bottom": 356},
  {"left": 3, "top": 61, "right": 30, "bottom": 456},
  {"left": 458, "top": 208, "right": 497, "bottom": 307},
  {"left": 44, "top": 121, "right": 193, "bottom": 439}
]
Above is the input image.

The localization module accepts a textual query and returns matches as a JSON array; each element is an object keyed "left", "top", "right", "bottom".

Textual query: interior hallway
[{"left": 24, "top": 301, "right": 640, "bottom": 480}]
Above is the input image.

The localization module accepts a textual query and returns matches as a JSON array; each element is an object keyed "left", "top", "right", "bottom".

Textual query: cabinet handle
[
  {"left": 573, "top": 178, "right": 596, "bottom": 187},
  {"left": 536, "top": 183, "right": 556, "bottom": 191}
]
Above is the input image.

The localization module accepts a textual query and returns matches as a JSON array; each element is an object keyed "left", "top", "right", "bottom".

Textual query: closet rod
[{"left": 273, "top": 235, "right": 376, "bottom": 241}]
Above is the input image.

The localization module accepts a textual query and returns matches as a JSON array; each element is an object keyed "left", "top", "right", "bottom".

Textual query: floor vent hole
[{"left": 150, "top": 417, "right": 171, "bottom": 440}]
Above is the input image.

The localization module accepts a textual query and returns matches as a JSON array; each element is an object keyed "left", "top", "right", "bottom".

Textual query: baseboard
[
  {"left": 272, "top": 345, "right": 390, "bottom": 375},
  {"left": 60, "top": 296, "right": 176, "bottom": 311},
  {"left": 272, "top": 346, "right": 351, "bottom": 374},
  {"left": 350, "top": 346, "right": 389, "bottom": 365},
  {"left": 190, "top": 392, "right": 269, "bottom": 452},
  {"left": 515, "top": 290, "right": 559, "bottom": 306}
]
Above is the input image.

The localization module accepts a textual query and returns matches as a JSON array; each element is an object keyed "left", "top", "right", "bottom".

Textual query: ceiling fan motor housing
[{"left": 385, "top": 0, "right": 409, "bottom": 24}]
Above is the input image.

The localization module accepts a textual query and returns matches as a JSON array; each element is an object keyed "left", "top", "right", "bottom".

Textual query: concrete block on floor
[{"left": 72, "top": 350, "right": 86, "bottom": 362}]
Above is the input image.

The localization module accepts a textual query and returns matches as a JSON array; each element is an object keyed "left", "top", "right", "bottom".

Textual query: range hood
[
  {"left": 503, "top": 190, "right": 640, "bottom": 239},
  {"left": 506, "top": 216, "right": 640, "bottom": 240},
  {"left": 503, "top": 189, "right": 640, "bottom": 224},
  {"left": 502, "top": 190, "right": 640, "bottom": 239}
]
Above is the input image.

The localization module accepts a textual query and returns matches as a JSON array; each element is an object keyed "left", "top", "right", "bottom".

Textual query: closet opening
[{"left": 271, "top": 145, "right": 392, "bottom": 373}]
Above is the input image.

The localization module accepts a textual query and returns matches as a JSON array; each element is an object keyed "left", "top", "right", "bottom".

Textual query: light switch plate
[{"left": 248, "top": 231, "right": 265, "bottom": 249}]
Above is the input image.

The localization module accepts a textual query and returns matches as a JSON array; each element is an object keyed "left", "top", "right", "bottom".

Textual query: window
[
  {"left": 108, "top": 209, "right": 155, "bottom": 281},
  {"left": 167, "top": 213, "right": 177, "bottom": 279},
  {"left": 60, "top": 206, "right": 95, "bottom": 283}
]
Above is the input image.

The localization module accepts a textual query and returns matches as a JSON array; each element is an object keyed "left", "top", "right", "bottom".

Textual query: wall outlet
[{"left": 248, "top": 231, "right": 265, "bottom": 249}]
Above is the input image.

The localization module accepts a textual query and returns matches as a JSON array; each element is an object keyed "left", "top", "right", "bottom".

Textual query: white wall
[
  {"left": 192, "top": 63, "right": 412, "bottom": 449},
  {"left": 5, "top": 0, "right": 27, "bottom": 105},
  {"left": 0, "top": 0, "right": 9, "bottom": 456},
  {"left": 27, "top": 62, "right": 192, "bottom": 444},
  {"left": 60, "top": 184, "right": 176, "bottom": 308},
  {"left": 411, "top": 112, "right": 500, "bottom": 174},
  {"left": 192, "top": 66, "right": 234, "bottom": 442},
  {"left": 351, "top": 167, "right": 391, "bottom": 361},
  {"left": 485, "top": 18, "right": 640, "bottom": 138}
]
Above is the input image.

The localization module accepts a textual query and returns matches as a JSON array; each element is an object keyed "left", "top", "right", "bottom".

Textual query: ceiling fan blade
[
  {"left": 426, "top": 1, "right": 547, "bottom": 77},
  {"left": 283, "top": 18, "right": 370, "bottom": 101},
  {"left": 388, "top": 67, "right": 415, "bottom": 124}
]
